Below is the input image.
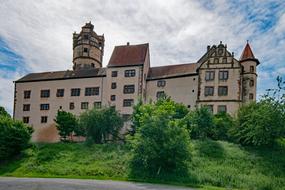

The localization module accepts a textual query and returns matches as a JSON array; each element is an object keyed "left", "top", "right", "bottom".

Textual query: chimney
[{"left": 127, "top": 42, "right": 130, "bottom": 46}]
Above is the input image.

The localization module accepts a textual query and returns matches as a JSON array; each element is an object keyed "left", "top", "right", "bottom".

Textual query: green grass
[{"left": 1, "top": 140, "right": 285, "bottom": 190}]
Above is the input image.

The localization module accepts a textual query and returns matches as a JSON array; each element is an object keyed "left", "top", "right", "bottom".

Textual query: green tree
[
  {"left": 231, "top": 98, "right": 285, "bottom": 146},
  {"left": 184, "top": 106, "right": 214, "bottom": 139},
  {"left": 0, "top": 116, "right": 33, "bottom": 161},
  {"left": 79, "top": 107, "right": 123, "bottom": 144},
  {"left": 212, "top": 112, "right": 233, "bottom": 141},
  {"left": 54, "top": 110, "right": 78, "bottom": 142},
  {"left": 0, "top": 106, "right": 10, "bottom": 118},
  {"left": 129, "top": 98, "right": 190, "bottom": 177}
]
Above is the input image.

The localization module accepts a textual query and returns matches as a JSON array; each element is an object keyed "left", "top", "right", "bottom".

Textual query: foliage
[
  {"left": 184, "top": 106, "right": 214, "bottom": 139},
  {"left": 54, "top": 110, "right": 78, "bottom": 142},
  {"left": 1, "top": 140, "right": 285, "bottom": 190},
  {"left": 79, "top": 107, "right": 123, "bottom": 144},
  {"left": 0, "top": 106, "right": 10, "bottom": 118},
  {"left": 129, "top": 98, "right": 191, "bottom": 177},
  {"left": 212, "top": 112, "right": 234, "bottom": 141},
  {"left": 130, "top": 98, "right": 143, "bottom": 135},
  {"left": 0, "top": 116, "right": 33, "bottom": 161},
  {"left": 231, "top": 98, "right": 285, "bottom": 146}
]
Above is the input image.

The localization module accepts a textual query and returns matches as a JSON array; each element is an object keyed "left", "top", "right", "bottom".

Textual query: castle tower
[
  {"left": 72, "top": 22, "right": 104, "bottom": 70},
  {"left": 240, "top": 41, "right": 260, "bottom": 102}
]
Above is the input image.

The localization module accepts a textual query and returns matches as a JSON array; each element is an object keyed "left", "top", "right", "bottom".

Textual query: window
[
  {"left": 187, "top": 105, "right": 191, "bottom": 108},
  {"left": 125, "top": 69, "right": 136, "bottom": 77},
  {"left": 83, "top": 48, "right": 88, "bottom": 53},
  {"left": 157, "top": 80, "right": 166, "bottom": 87},
  {"left": 83, "top": 34, "right": 89, "bottom": 40},
  {"left": 110, "top": 95, "right": 116, "bottom": 101},
  {"left": 123, "top": 99, "right": 134, "bottom": 107},
  {"left": 214, "top": 58, "right": 219, "bottom": 63},
  {"left": 218, "top": 86, "right": 228, "bottom": 96},
  {"left": 249, "top": 93, "right": 254, "bottom": 100},
  {"left": 250, "top": 80, "right": 254, "bottom": 87},
  {"left": 71, "top": 88, "right": 80, "bottom": 96},
  {"left": 206, "top": 105, "right": 213, "bottom": 113},
  {"left": 91, "top": 63, "right": 95, "bottom": 68},
  {"left": 112, "top": 71, "right": 118, "bottom": 77},
  {"left": 250, "top": 66, "right": 254, "bottom": 73},
  {"left": 41, "top": 116, "right": 48, "bottom": 123},
  {"left": 81, "top": 102, "right": 89, "bottom": 109},
  {"left": 23, "top": 104, "right": 30, "bottom": 111},
  {"left": 94, "top": 102, "right": 101, "bottom": 108},
  {"left": 85, "top": 87, "right": 99, "bottom": 96},
  {"left": 205, "top": 71, "right": 215, "bottom": 81},
  {"left": 56, "top": 89, "right": 64, "bottom": 97},
  {"left": 111, "top": 82, "right": 117, "bottom": 89},
  {"left": 156, "top": 91, "right": 165, "bottom": 99},
  {"left": 24, "top": 90, "right": 31, "bottom": 99},
  {"left": 222, "top": 57, "right": 227, "bottom": 63},
  {"left": 205, "top": 86, "right": 214, "bottom": 96},
  {"left": 124, "top": 85, "right": 135, "bottom": 94},
  {"left": 218, "top": 105, "right": 227, "bottom": 113},
  {"left": 219, "top": 71, "right": 228, "bottom": 80},
  {"left": 40, "top": 104, "right": 50, "bottom": 110},
  {"left": 23, "top": 117, "right": 29, "bottom": 124},
  {"left": 69, "top": 102, "right": 74, "bottom": 110},
  {"left": 40, "top": 89, "right": 50, "bottom": 98}
]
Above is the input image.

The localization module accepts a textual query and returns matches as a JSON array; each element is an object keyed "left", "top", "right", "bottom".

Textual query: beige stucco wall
[
  {"left": 197, "top": 54, "right": 242, "bottom": 115},
  {"left": 146, "top": 75, "right": 198, "bottom": 109},
  {"left": 14, "top": 77, "right": 106, "bottom": 142},
  {"left": 104, "top": 66, "right": 143, "bottom": 115}
]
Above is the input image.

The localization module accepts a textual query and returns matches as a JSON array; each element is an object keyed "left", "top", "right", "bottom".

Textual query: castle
[{"left": 13, "top": 22, "right": 259, "bottom": 142}]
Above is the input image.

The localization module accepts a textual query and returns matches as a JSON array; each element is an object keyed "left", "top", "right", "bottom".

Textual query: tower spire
[{"left": 239, "top": 41, "right": 260, "bottom": 65}]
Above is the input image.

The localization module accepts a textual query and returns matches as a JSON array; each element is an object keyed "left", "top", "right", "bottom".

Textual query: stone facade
[{"left": 13, "top": 23, "right": 259, "bottom": 142}]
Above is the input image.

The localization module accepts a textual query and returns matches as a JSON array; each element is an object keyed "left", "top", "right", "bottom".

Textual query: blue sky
[{"left": 0, "top": 0, "right": 285, "bottom": 114}]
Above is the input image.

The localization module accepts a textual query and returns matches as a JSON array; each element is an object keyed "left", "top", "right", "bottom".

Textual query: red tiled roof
[
  {"left": 147, "top": 63, "right": 197, "bottom": 80},
  {"left": 239, "top": 42, "right": 260, "bottom": 65},
  {"left": 108, "top": 43, "right": 148, "bottom": 67},
  {"left": 15, "top": 68, "right": 106, "bottom": 83},
  {"left": 240, "top": 42, "right": 255, "bottom": 60}
]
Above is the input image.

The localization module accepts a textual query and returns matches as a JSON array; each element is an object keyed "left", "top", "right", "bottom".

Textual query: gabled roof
[
  {"left": 147, "top": 63, "right": 197, "bottom": 80},
  {"left": 15, "top": 68, "right": 106, "bottom": 83},
  {"left": 240, "top": 42, "right": 260, "bottom": 65},
  {"left": 108, "top": 43, "right": 148, "bottom": 67}
]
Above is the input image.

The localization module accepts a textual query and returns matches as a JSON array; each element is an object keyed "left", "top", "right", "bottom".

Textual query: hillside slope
[{"left": 0, "top": 140, "right": 284, "bottom": 190}]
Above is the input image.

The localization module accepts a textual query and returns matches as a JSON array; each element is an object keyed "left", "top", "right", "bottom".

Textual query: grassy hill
[{"left": 0, "top": 140, "right": 285, "bottom": 190}]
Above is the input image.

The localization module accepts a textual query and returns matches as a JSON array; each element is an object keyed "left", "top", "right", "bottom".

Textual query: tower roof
[
  {"left": 240, "top": 42, "right": 260, "bottom": 65},
  {"left": 108, "top": 43, "right": 149, "bottom": 67}
]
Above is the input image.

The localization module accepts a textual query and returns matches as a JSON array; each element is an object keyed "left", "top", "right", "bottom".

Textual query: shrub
[
  {"left": 231, "top": 98, "right": 285, "bottom": 146},
  {"left": 129, "top": 98, "right": 190, "bottom": 177},
  {"left": 184, "top": 106, "right": 214, "bottom": 139},
  {"left": 79, "top": 107, "right": 123, "bottom": 144},
  {"left": 54, "top": 110, "right": 78, "bottom": 141},
  {"left": 212, "top": 112, "right": 234, "bottom": 141},
  {"left": 0, "top": 106, "right": 10, "bottom": 118},
  {"left": 0, "top": 116, "right": 33, "bottom": 161}
]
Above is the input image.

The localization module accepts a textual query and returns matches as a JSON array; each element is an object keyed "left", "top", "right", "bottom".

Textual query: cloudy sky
[{"left": 0, "top": 0, "right": 285, "bottom": 114}]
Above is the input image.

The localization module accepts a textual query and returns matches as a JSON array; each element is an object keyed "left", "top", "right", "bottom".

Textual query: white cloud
[{"left": 0, "top": 0, "right": 284, "bottom": 113}]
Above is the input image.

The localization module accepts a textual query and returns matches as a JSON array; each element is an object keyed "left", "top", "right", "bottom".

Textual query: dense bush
[
  {"left": 129, "top": 98, "right": 191, "bottom": 177},
  {"left": 79, "top": 107, "right": 123, "bottom": 144},
  {"left": 54, "top": 110, "right": 78, "bottom": 141},
  {"left": 231, "top": 98, "right": 285, "bottom": 146},
  {"left": 0, "top": 115, "right": 33, "bottom": 161},
  {"left": 212, "top": 112, "right": 234, "bottom": 141},
  {"left": 0, "top": 106, "right": 10, "bottom": 118},
  {"left": 184, "top": 106, "right": 214, "bottom": 139}
]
